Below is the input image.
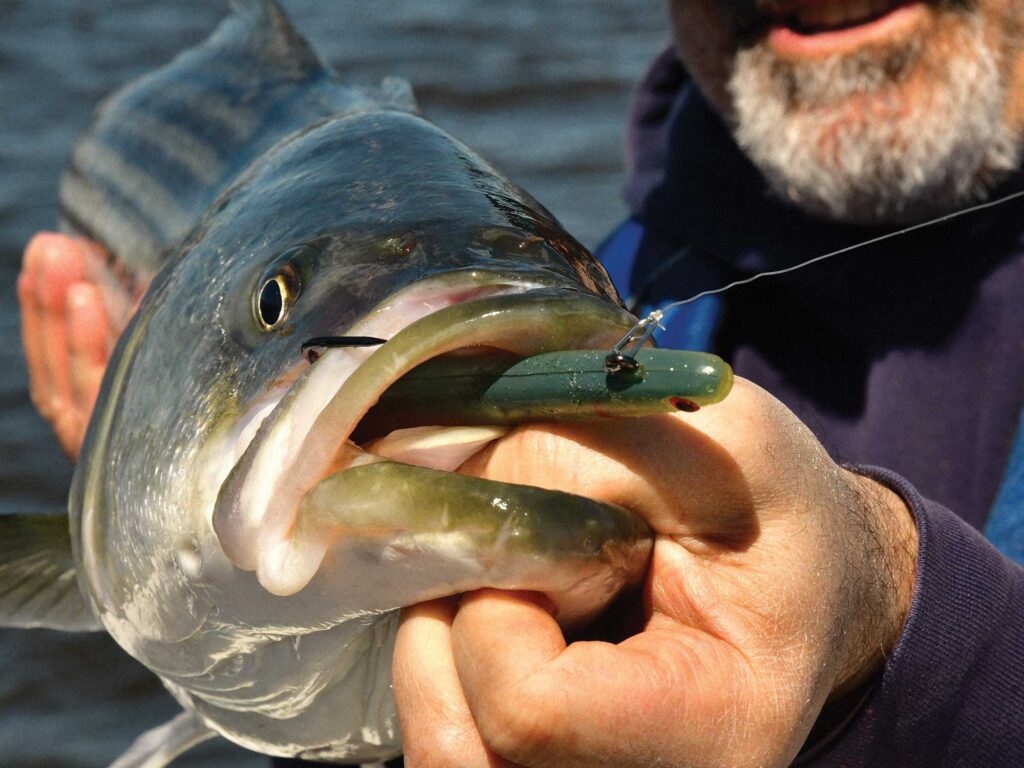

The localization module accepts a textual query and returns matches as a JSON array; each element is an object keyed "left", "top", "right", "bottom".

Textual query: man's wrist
[
  {"left": 796, "top": 470, "right": 918, "bottom": 760},
  {"left": 833, "top": 470, "right": 918, "bottom": 697}
]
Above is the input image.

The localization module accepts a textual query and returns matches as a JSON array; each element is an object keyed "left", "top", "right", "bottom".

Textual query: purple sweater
[{"left": 624, "top": 49, "right": 1024, "bottom": 765}]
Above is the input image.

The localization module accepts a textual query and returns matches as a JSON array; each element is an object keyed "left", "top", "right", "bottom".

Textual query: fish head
[
  {"left": 76, "top": 110, "right": 648, "bottom": 649},
  {"left": 178, "top": 107, "right": 627, "bottom": 420}
]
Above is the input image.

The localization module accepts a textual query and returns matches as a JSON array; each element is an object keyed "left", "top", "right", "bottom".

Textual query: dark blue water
[{"left": 0, "top": 1, "right": 666, "bottom": 764}]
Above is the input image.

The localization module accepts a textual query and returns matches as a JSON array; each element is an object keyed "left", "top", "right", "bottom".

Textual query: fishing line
[{"left": 605, "top": 188, "right": 1024, "bottom": 373}]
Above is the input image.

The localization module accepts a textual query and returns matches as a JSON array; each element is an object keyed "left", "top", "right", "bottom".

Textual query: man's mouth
[
  {"left": 781, "top": 0, "right": 910, "bottom": 31},
  {"left": 761, "top": 0, "right": 928, "bottom": 57}
]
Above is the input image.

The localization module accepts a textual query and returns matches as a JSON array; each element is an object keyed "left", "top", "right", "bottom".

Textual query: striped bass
[{"left": 0, "top": 1, "right": 652, "bottom": 764}]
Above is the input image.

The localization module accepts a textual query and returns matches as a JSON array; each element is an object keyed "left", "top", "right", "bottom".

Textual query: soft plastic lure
[{"left": 353, "top": 347, "right": 733, "bottom": 440}]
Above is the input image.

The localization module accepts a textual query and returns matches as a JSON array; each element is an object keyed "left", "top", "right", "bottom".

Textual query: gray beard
[{"left": 727, "top": 14, "right": 1021, "bottom": 225}]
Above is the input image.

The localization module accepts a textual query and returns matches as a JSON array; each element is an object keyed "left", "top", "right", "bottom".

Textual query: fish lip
[{"left": 213, "top": 271, "right": 634, "bottom": 592}]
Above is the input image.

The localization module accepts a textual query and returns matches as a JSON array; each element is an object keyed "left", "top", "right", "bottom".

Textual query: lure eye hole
[{"left": 254, "top": 265, "right": 300, "bottom": 331}]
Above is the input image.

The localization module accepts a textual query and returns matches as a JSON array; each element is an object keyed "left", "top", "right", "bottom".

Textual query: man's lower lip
[{"left": 767, "top": 2, "right": 926, "bottom": 58}]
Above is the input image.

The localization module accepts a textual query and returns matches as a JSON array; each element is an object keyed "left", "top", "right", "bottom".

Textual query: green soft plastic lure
[{"left": 353, "top": 348, "right": 733, "bottom": 440}]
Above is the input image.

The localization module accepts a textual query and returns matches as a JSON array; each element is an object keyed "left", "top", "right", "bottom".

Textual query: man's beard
[{"left": 727, "top": 12, "right": 1021, "bottom": 225}]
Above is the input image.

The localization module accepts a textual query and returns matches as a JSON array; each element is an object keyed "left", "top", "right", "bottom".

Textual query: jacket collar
[{"left": 624, "top": 48, "right": 1024, "bottom": 277}]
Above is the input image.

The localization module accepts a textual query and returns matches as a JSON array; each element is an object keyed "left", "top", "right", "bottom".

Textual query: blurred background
[{"left": 0, "top": 0, "right": 666, "bottom": 764}]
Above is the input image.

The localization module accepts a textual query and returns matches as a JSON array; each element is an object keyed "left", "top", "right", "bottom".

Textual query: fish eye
[
  {"left": 257, "top": 276, "right": 286, "bottom": 329},
  {"left": 254, "top": 264, "right": 301, "bottom": 331}
]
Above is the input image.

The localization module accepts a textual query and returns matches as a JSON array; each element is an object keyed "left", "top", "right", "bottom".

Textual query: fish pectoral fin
[
  {"left": 0, "top": 513, "right": 101, "bottom": 632},
  {"left": 109, "top": 710, "right": 216, "bottom": 768}
]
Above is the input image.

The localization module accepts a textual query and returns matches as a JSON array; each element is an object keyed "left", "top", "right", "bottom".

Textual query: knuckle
[
  {"left": 28, "top": 388, "right": 45, "bottom": 412},
  {"left": 400, "top": 741, "right": 439, "bottom": 768},
  {"left": 16, "top": 272, "right": 32, "bottom": 300},
  {"left": 23, "top": 233, "right": 53, "bottom": 269},
  {"left": 402, "top": 724, "right": 484, "bottom": 768},
  {"left": 475, "top": 683, "right": 558, "bottom": 763}
]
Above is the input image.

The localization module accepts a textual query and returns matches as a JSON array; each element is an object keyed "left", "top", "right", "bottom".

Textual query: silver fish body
[{"left": 8, "top": 1, "right": 653, "bottom": 764}]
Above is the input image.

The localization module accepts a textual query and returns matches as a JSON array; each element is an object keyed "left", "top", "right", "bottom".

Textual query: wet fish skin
[{"left": 5, "top": 1, "right": 654, "bottom": 764}]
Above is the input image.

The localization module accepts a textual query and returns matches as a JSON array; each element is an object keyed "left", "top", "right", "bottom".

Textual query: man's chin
[{"left": 726, "top": 11, "right": 1020, "bottom": 226}]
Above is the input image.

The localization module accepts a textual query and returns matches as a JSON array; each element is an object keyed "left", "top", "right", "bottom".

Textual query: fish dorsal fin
[
  {"left": 60, "top": 0, "right": 415, "bottom": 281},
  {"left": 0, "top": 514, "right": 102, "bottom": 632},
  {"left": 228, "top": 0, "right": 416, "bottom": 111},
  {"left": 222, "top": 0, "right": 324, "bottom": 74}
]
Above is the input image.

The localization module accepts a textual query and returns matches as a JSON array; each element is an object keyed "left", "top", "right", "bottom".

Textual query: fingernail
[{"left": 68, "top": 284, "right": 92, "bottom": 311}]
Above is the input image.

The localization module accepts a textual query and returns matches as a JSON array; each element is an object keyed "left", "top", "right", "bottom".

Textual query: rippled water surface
[{"left": 0, "top": 1, "right": 666, "bottom": 764}]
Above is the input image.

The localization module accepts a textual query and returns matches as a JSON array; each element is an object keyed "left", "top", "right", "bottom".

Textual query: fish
[{"left": 0, "top": 1, "right": 654, "bottom": 764}]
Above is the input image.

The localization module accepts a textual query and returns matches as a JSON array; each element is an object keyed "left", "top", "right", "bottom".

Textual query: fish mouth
[{"left": 213, "top": 271, "right": 645, "bottom": 602}]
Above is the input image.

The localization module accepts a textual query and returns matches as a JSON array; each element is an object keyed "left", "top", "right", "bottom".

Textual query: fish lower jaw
[
  {"left": 257, "top": 535, "right": 329, "bottom": 597},
  {"left": 216, "top": 285, "right": 637, "bottom": 599},
  {"left": 255, "top": 425, "right": 512, "bottom": 596}
]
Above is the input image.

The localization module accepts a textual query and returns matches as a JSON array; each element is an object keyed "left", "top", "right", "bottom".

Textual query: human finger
[
  {"left": 458, "top": 386, "right": 759, "bottom": 539},
  {"left": 394, "top": 598, "right": 517, "bottom": 768},
  {"left": 21, "top": 233, "right": 74, "bottom": 417},
  {"left": 66, "top": 282, "right": 111, "bottom": 453},
  {"left": 451, "top": 588, "right": 792, "bottom": 768},
  {"left": 17, "top": 261, "right": 49, "bottom": 416},
  {"left": 29, "top": 234, "right": 87, "bottom": 421},
  {"left": 78, "top": 237, "right": 140, "bottom": 338}
]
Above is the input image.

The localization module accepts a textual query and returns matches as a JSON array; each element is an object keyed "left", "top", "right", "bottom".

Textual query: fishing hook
[{"left": 605, "top": 310, "right": 664, "bottom": 374}]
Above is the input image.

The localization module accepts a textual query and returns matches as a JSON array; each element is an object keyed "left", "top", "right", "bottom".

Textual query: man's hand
[
  {"left": 393, "top": 378, "right": 918, "bottom": 768},
  {"left": 18, "top": 233, "right": 122, "bottom": 459}
]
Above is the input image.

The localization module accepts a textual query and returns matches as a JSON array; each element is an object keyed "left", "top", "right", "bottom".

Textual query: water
[{"left": 0, "top": 1, "right": 666, "bottom": 764}]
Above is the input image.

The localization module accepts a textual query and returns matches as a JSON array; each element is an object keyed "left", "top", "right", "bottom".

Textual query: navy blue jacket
[{"left": 611, "top": 48, "right": 1024, "bottom": 766}]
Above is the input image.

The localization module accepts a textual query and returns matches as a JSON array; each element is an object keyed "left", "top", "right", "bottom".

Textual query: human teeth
[{"left": 793, "top": 0, "right": 896, "bottom": 29}]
